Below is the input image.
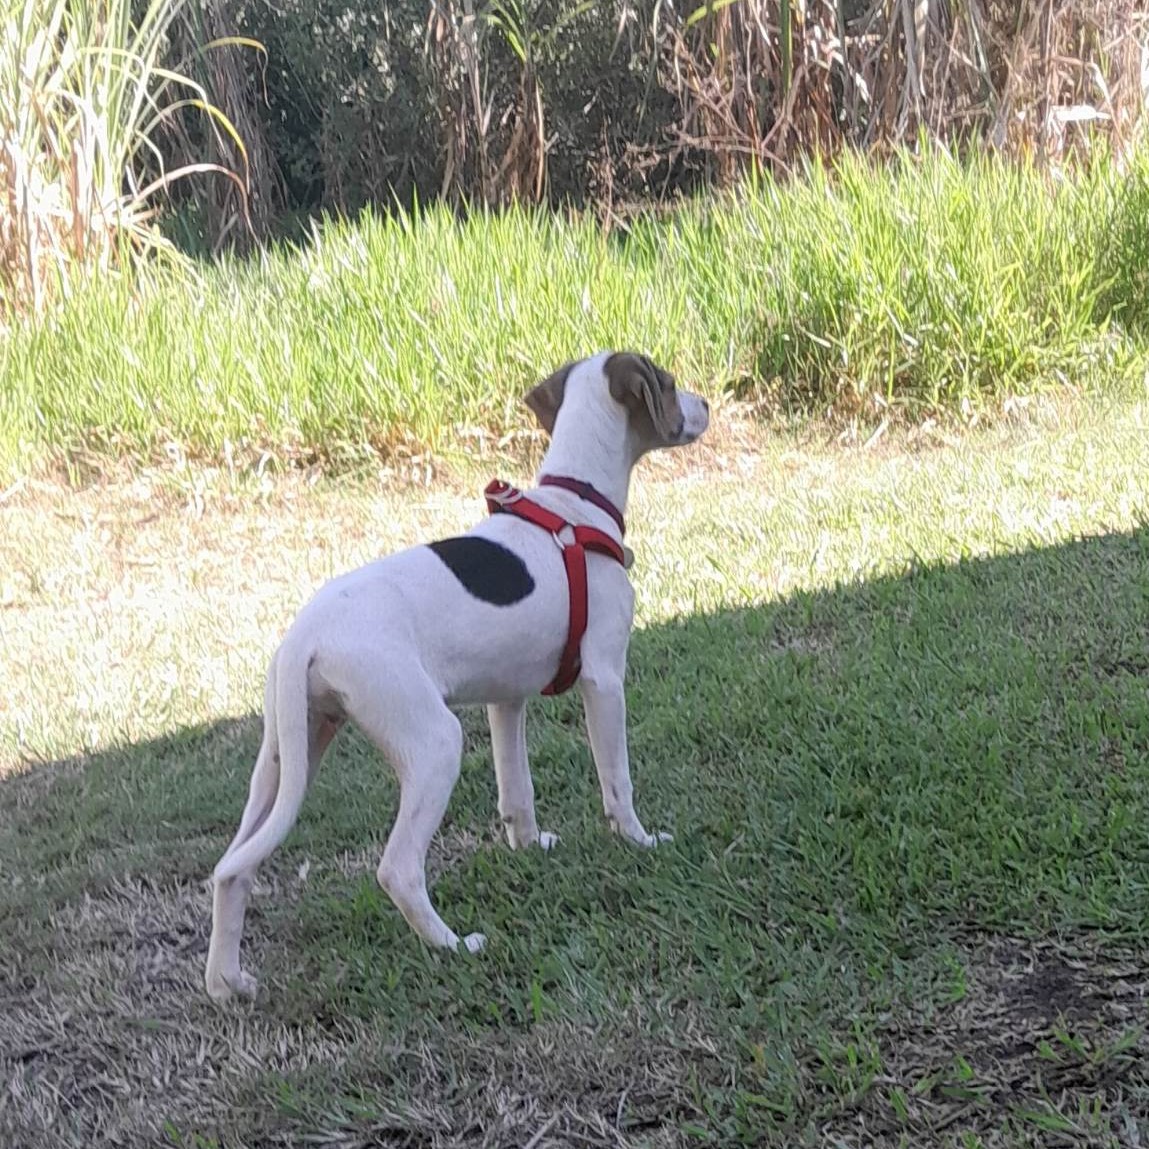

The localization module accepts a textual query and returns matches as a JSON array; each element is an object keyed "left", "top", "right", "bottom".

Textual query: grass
[
  {"left": 3, "top": 141, "right": 1149, "bottom": 484},
  {"left": 2, "top": 389, "right": 1149, "bottom": 1146},
  {"left": 0, "top": 0, "right": 248, "bottom": 320}
]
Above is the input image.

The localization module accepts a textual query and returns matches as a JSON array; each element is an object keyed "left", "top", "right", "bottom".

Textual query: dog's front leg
[
  {"left": 488, "top": 701, "right": 558, "bottom": 850},
  {"left": 579, "top": 673, "right": 672, "bottom": 848}
]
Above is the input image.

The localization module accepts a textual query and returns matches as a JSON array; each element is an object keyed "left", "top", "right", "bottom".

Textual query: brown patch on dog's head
[
  {"left": 524, "top": 362, "right": 574, "bottom": 436},
  {"left": 605, "top": 352, "right": 685, "bottom": 447}
]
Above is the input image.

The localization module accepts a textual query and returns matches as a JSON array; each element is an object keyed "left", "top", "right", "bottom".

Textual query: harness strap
[
  {"left": 539, "top": 474, "right": 626, "bottom": 536},
  {"left": 484, "top": 479, "right": 626, "bottom": 696}
]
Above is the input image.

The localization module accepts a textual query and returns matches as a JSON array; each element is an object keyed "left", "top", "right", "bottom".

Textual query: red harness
[{"left": 484, "top": 475, "right": 627, "bottom": 696}]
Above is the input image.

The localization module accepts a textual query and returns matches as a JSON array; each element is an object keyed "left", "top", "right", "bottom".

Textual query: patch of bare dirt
[{"left": 820, "top": 935, "right": 1149, "bottom": 1148}]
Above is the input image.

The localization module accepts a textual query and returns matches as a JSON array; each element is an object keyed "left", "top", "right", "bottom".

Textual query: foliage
[
  {"left": 0, "top": 0, "right": 250, "bottom": 320},
  {"left": 187, "top": 0, "right": 1148, "bottom": 228}
]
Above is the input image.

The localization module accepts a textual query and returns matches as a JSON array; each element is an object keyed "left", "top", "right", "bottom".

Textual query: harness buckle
[{"left": 484, "top": 479, "right": 522, "bottom": 509}]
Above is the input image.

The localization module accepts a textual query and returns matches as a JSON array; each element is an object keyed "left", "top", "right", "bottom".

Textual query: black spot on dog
[{"left": 428, "top": 537, "right": 535, "bottom": 606}]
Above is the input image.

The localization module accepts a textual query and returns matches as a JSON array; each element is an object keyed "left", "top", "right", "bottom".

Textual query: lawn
[{"left": 2, "top": 391, "right": 1148, "bottom": 1147}]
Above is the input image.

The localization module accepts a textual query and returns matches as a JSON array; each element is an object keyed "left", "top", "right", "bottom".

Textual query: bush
[{"left": 184, "top": 0, "right": 1147, "bottom": 234}]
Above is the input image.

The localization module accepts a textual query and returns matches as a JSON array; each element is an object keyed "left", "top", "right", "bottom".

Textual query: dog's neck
[{"left": 534, "top": 391, "right": 634, "bottom": 520}]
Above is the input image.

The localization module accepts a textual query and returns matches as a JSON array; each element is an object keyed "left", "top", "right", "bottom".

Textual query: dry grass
[
  {"left": 4, "top": 868, "right": 1146, "bottom": 1147},
  {"left": 818, "top": 935, "right": 1149, "bottom": 1147},
  {"left": 400, "top": 1, "right": 1149, "bottom": 213},
  {"left": 1, "top": 859, "right": 726, "bottom": 1147},
  {"left": 0, "top": 387, "right": 1135, "bottom": 766},
  {"left": 237, "top": 1, "right": 1148, "bottom": 222}
]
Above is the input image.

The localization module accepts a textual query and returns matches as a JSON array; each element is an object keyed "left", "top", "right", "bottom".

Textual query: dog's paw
[
  {"left": 205, "top": 967, "right": 259, "bottom": 1003},
  {"left": 610, "top": 816, "right": 673, "bottom": 849},
  {"left": 539, "top": 831, "right": 560, "bottom": 851},
  {"left": 461, "top": 932, "right": 487, "bottom": 954},
  {"left": 231, "top": 970, "right": 261, "bottom": 998}
]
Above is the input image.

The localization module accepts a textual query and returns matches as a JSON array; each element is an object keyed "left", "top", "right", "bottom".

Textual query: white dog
[{"left": 204, "top": 351, "right": 710, "bottom": 1002}]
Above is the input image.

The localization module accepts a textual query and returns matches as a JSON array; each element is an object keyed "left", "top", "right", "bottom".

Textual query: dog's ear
[
  {"left": 605, "top": 352, "right": 682, "bottom": 443},
  {"left": 524, "top": 362, "right": 573, "bottom": 436}
]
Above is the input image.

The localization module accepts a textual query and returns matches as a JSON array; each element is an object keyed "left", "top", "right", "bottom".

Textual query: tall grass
[
  {"left": 0, "top": 0, "right": 248, "bottom": 321},
  {"left": 2, "top": 142, "right": 1147, "bottom": 482}
]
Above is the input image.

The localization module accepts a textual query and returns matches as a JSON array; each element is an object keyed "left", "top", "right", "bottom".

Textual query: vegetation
[
  {"left": 0, "top": 0, "right": 253, "bottom": 321},
  {"left": 5, "top": 1, "right": 1143, "bottom": 308},
  {"left": 3, "top": 141, "right": 1148, "bottom": 483},
  {"left": 3, "top": 4, "right": 1148, "bottom": 1148},
  {"left": 180, "top": 0, "right": 1148, "bottom": 231},
  {"left": 1, "top": 2, "right": 1145, "bottom": 480}
]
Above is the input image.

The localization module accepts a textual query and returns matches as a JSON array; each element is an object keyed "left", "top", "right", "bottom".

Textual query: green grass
[
  {"left": 3, "top": 142, "right": 1149, "bottom": 484},
  {"left": 2, "top": 392, "right": 1148, "bottom": 1146}
]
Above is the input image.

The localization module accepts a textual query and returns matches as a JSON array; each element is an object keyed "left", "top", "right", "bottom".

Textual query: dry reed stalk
[
  {"left": 426, "top": 0, "right": 496, "bottom": 204},
  {"left": 665, "top": 0, "right": 1147, "bottom": 181},
  {"left": 167, "top": 0, "right": 279, "bottom": 250}
]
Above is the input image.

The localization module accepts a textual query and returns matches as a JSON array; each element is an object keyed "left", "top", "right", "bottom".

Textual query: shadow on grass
[{"left": 2, "top": 526, "right": 1148, "bottom": 1147}]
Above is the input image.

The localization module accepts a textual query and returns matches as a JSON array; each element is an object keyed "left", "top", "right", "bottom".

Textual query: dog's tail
[{"left": 213, "top": 635, "right": 312, "bottom": 883}]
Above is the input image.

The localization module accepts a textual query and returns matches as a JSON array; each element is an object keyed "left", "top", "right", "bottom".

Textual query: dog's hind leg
[
  {"left": 205, "top": 859, "right": 261, "bottom": 1001},
  {"left": 206, "top": 645, "right": 341, "bottom": 1002},
  {"left": 488, "top": 701, "right": 557, "bottom": 851},
  {"left": 342, "top": 665, "right": 484, "bottom": 953},
  {"left": 220, "top": 705, "right": 342, "bottom": 866}
]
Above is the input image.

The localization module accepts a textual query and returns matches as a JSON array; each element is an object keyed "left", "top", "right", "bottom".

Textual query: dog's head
[{"left": 525, "top": 352, "right": 710, "bottom": 457}]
